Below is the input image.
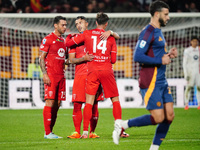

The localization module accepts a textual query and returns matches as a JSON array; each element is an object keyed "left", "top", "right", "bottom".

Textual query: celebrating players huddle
[
  {"left": 39, "top": 12, "right": 129, "bottom": 140},
  {"left": 38, "top": 1, "right": 197, "bottom": 150}
]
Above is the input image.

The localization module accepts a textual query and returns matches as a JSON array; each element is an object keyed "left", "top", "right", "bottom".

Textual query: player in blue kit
[{"left": 112, "top": 1, "right": 178, "bottom": 149}]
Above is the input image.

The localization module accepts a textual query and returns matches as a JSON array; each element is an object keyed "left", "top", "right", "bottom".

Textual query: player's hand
[
  {"left": 43, "top": 74, "right": 51, "bottom": 85},
  {"left": 65, "top": 59, "right": 70, "bottom": 65},
  {"left": 100, "top": 31, "right": 111, "bottom": 40},
  {"left": 83, "top": 52, "right": 95, "bottom": 61},
  {"left": 169, "top": 47, "right": 178, "bottom": 58},
  {"left": 162, "top": 53, "right": 171, "bottom": 65}
]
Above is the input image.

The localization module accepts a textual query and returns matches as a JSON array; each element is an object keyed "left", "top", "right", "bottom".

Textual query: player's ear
[
  {"left": 105, "top": 22, "right": 108, "bottom": 27},
  {"left": 54, "top": 23, "right": 58, "bottom": 29},
  {"left": 155, "top": 11, "right": 160, "bottom": 19},
  {"left": 86, "top": 22, "right": 89, "bottom": 27}
]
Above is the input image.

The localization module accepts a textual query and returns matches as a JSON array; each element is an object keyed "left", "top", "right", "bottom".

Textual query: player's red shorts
[
  {"left": 72, "top": 74, "right": 103, "bottom": 102},
  {"left": 44, "top": 75, "right": 66, "bottom": 101},
  {"left": 86, "top": 70, "right": 119, "bottom": 98}
]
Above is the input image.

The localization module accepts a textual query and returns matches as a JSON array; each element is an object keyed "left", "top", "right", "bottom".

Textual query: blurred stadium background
[{"left": 0, "top": 0, "right": 200, "bottom": 109}]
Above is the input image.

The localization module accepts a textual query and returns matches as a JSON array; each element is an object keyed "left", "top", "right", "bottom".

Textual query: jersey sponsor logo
[
  {"left": 43, "top": 39, "right": 46, "bottom": 44},
  {"left": 57, "top": 48, "right": 65, "bottom": 57},
  {"left": 158, "top": 36, "right": 163, "bottom": 41},
  {"left": 193, "top": 55, "right": 198, "bottom": 60},
  {"left": 139, "top": 40, "right": 146, "bottom": 48}
]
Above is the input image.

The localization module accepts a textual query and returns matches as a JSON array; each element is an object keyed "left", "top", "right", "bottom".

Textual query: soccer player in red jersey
[
  {"left": 39, "top": 16, "right": 67, "bottom": 139},
  {"left": 66, "top": 16, "right": 129, "bottom": 139},
  {"left": 66, "top": 13, "right": 124, "bottom": 138}
]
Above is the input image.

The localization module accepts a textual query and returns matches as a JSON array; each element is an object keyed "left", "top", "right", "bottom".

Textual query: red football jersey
[
  {"left": 72, "top": 28, "right": 117, "bottom": 72},
  {"left": 67, "top": 34, "right": 87, "bottom": 76},
  {"left": 40, "top": 32, "right": 66, "bottom": 76}
]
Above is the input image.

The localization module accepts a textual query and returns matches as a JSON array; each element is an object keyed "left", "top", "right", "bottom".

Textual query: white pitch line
[{"left": 0, "top": 139, "right": 199, "bottom": 145}]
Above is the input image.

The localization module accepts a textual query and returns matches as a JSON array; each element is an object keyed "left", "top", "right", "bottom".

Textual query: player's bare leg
[
  {"left": 149, "top": 109, "right": 165, "bottom": 124},
  {"left": 184, "top": 86, "right": 192, "bottom": 110}
]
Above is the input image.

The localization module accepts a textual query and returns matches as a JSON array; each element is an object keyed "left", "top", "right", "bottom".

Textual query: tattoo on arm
[
  {"left": 40, "top": 59, "right": 47, "bottom": 74},
  {"left": 39, "top": 52, "right": 47, "bottom": 74}
]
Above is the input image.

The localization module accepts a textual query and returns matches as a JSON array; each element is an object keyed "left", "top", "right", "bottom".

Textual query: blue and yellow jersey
[{"left": 134, "top": 24, "right": 168, "bottom": 89}]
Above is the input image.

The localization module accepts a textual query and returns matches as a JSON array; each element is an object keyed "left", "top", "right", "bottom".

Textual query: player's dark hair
[
  {"left": 149, "top": 0, "right": 169, "bottom": 16},
  {"left": 76, "top": 16, "right": 87, "bottom": 22},
  {"left": 96, "top": 12, "right": 109, "bottom": 25},
  {"left": 191, "top": 35, "right": 199, "bottom": 41},
  {"left": 53, "top": 16, "right": 66, "bottom": 25}
]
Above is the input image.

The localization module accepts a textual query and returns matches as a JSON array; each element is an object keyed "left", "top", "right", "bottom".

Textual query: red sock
[
  {"left": 83, "top": 103, "right": 93, "bottom": 131},
  {"left": 50, "top": 107, "right": 59, "bottom": 132},
  {"left": 43, "top": 106, "right": 52, "bottom": 135},
  {"left": 73, "top": 102, "right": 83, "bottom": 134},
  {"left": 90, "top": 102, "right": 99, "bottom": 133},
  {"left": 113, "top": 101, "right": 122, "bottom": 120}
]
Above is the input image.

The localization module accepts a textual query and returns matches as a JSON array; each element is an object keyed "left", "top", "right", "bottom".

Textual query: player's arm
[
  {"left": 69, "top": 52, "right": 94, "bottom": 64},
  {"left": 134, "top": 32, "right": 170, "bottom": 65},
  {"left": 39, "top": 51, "right": 51, "bottom": 85},
  {"left": 100, "top": 30, "right": 120, "bottom": 40},
  {"left": 39, "top": 38, "right": 51, "bottom": 85},
  {"left": 66, "top": 33, "right": 85, "bottom": 48},
  {"left": 111, "top": 39, "right": 117, "bottom": 64}
]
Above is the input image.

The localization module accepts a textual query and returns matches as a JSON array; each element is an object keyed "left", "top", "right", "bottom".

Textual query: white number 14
[{"left": 91, "top": 36, "right": 107, "bottom": 54}]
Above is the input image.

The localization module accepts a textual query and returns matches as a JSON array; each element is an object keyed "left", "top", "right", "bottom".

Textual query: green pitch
[{"left": 0, "top": 108, "right": 200, "bottom": 150}]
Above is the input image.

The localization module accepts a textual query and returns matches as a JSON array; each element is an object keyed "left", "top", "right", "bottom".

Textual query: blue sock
[
  {"left": 128, "top": 114, "right": 156, "bottom": 127},
  {"left": 153, "top": 120, "right": 172, "bottom": 145}
]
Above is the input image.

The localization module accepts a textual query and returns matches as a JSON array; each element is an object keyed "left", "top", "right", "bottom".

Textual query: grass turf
[{"left": 0, "top": 108, "right": 200, "bottom": 150}]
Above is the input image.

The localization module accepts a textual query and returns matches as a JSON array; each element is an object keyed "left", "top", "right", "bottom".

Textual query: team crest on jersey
[
  {"left": 56, "top": 39, "right": 64, "bottom": 42},
  {"left": 139, "top": 40, "right": 146, "bottom": 48},
  {"left": 58, "top": 48, "right": 65, "bottom": 57},
  {"left": 43, "top": 39, "right": 46, "bottom": 44},
  {"left": 72, "top": 94, "right": 76, "bottom": 100},
  {"left": 49, "top": 91, "right": 53, "bottom": 97}
]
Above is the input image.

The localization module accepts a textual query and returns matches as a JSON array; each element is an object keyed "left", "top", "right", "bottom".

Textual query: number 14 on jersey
[{"left": 91, "top": 36, "right": 107, "bottom": 54}]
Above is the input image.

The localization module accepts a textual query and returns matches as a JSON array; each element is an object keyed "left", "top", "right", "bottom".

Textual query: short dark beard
[
  {"left": 159, "top": 18, "right": 166, "bottom": 27},
  {"left": 58, "top": 28, "right": 64, "bottom": 35}
]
